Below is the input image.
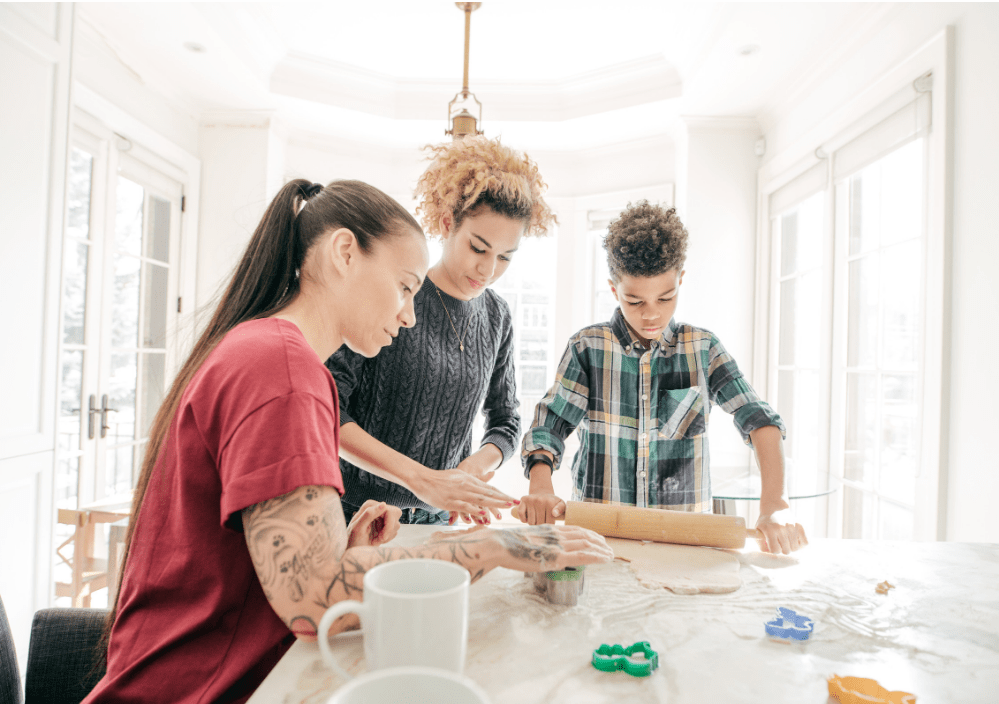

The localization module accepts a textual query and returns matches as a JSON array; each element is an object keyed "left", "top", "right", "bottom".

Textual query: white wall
[
  {"left": 196, "top": 116, "right": 286, "bottom": 309},
  {"left": 675, "top": 119, "right": 762, "bottom": 471},
  {"left": 761, "top": 3, "right": 999, "bottom": 542},
  {"left": 73, "top": 15, "right": 199, "bottom": 158}
]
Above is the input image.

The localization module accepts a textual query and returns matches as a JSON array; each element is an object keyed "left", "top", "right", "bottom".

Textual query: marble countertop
[{"left": 248, "top": 527, "right": 999, "bottom": 703}]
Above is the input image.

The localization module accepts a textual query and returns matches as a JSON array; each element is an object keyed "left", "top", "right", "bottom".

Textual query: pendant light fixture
[{"left": 446, "top": 2, "right": 484, "bottom": 140}]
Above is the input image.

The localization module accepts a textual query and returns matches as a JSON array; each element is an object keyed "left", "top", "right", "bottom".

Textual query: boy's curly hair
[
  {"left": 415, "top": 136, "right": 556, "bottom": 238},
  {"left": 604, "top": 200, "right": 688, "bottom": 281}
]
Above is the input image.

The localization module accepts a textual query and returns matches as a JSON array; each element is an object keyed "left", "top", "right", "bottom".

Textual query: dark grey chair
[
  {"left": 24, "top": 609, "right": 107, "bottom": 704},
  {"left": 0, "top": 594, "right": 22, "bottom": 704}
]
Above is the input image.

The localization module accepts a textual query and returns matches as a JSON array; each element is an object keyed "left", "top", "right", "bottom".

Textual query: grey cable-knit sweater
[{"left": 325, "top": 278, "right": 520, "bottom": 512}]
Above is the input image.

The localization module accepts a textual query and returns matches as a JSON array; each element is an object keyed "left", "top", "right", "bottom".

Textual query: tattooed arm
[{"left": 243, "top": 485, "right": 613, "bottom": 642}]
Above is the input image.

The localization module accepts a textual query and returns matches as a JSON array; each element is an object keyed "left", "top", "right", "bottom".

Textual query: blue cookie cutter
[
  {"left": 765, "top": 607, "right": 814, "bottom": 642},
  {"left": 591, "top": 641, "right": 660, "bottom": 677}
]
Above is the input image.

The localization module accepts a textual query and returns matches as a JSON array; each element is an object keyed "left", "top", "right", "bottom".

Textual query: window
[
  {"left": 765, "top": 79, "right": 937, "bottom": 541},
  {"left": 54, "top": 111, "right": 187, "bottom": 606},
  {"left": 493, "top": 233, "right": 558, "bottom": 412},
  {"left": 838, "top": 139, "right": 925, "bottom": 540},
  {"left": 588, "top": 209, "right": 623, "bottom": 325}
]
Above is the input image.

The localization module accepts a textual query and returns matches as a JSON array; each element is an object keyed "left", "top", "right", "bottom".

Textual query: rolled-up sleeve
[{"left": 706, "top": 334, "right": 786, "bottom": 446}]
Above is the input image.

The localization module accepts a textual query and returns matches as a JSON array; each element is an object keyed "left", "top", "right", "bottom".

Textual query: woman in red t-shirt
[{"left": 85, "top": 179, "right": 612, "bottom": 704}]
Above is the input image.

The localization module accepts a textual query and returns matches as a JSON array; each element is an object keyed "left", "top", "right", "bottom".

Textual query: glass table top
[{"left": 711, "top": 470, "right": 839, "bottom": 501}]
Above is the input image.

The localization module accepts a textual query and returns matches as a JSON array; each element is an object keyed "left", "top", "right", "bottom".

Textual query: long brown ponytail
[{"left": 99, "top": 179, "right": 421, "bottom": 656}]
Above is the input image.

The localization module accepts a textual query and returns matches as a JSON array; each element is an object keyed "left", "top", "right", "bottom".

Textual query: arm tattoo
[
  {"left": 244, "top": 485, "right": 347, "bottom": 621},
  {"left": 495, "top": 526, "right": 561, "bottom": 570}
]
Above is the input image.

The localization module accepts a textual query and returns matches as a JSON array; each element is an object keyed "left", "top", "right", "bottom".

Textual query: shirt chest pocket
[{"left": 658, "top": 387, "right": 706, "bottom": 440}]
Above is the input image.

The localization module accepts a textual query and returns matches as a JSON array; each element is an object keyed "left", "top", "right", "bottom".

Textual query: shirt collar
[{"left": 610, "top": 308, "right": 679, "bottom": 354}]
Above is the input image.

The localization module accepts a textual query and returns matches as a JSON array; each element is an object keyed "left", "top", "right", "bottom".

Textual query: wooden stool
[{"left": 55, "top": 493, "right": 132, "bottom": 607}]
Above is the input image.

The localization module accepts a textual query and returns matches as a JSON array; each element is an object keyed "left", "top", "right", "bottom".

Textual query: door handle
[
  {"left": 69, "top": 394, "right": 101, "bottom": 440},
  {"left": 100, "top": 393, "right": 118, "bottom": 439},
  {"left": 89, "top": 394, "right": 100, "bottom": 440}
]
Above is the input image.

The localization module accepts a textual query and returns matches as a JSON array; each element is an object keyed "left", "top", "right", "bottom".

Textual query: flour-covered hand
[{"left": 430, "top": 524, "right": 613, "bottom": 573}]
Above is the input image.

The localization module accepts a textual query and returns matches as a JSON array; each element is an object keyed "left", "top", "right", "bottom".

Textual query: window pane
[
  {"left": 780, "top": 211, "right": 797, "bottom": 276},
  {"left": 147, "top": 195, "right": 171, "bottom": 262},
  {"left": 142, "top": 262, "right": 169, "bottom": 349},
  {"left": 59, "top": 350, "right": 83, "bottom": 452},
  {"left": 112, "top": 252, "right": 140, "bottom": 348},
  {"left": 796, "top": 193, "right": 824, "bottom": 271},
  {"left": 844, "top": 373, "right": 877, "bottom": 484},
  {"left": 777, "top": 371, "right": 794, "bottom": 460},
  {"left": 109, "top": 353, "right": 137, "bottom": 443},
  {"left": 794, "top": 369, "right": 821, "bottom": 475},
  {"left": 778, "top": 193, "right": 823, "bottom": 276},
  {"left": 842, "top": 486, "right": 872, "bottom": 539},
  {"left": 55, "top": 455, "right": 80, "bottom": 511},
  {"left": 879, "top": 373, "right": 918, "bottom": 505},
  {"left": 62, "top": 241, "right": 89, "bottom": 345},
  {"left": 881, "top": 240, "right": 920, "bottom": 371},
  {"left": 115, "top": 177, "right": 144, "bottom": 256},
  {"left": 849, "top": 170, "right": 880, "bottom": 256},
  {"left": 106, "top": 444, "right": 135, "bottom": 497},
  {"left": 139, "top": 352, "right": 166, "bottom": 440},
  {"left": 779, "top": 279, "right": 795, "bottom": 365},
  {"left": 796, "top": 270, "right": 822, "bottom": 365},
  {"left": 67, "top": 148, "right": 93, "bottom": 241},
  {"left": 521, "top": 366, "right": 548, "bottom": 396},
  {"left": 847, "top": 253, "right": 878, "bottom": 368}
]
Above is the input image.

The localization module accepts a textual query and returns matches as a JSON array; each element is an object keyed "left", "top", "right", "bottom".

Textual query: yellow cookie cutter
[{"left": 827, "top": 674, "right": 916, "bottom": 704}]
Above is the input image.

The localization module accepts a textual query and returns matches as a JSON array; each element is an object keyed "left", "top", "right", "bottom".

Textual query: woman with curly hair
[
  {"left": 518, "top": 201, "right": 807, "bottom": 555},
  {"left": 326, "top": 136, "right": 556, "bottom": 525}
]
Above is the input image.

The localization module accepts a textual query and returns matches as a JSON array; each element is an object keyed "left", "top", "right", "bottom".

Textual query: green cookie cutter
[{"left": 591, "top": 641, "right": 660, "bottom": 677}]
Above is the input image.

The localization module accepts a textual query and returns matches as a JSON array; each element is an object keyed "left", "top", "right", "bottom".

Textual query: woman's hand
[
  {"left": 410, "top": 465, "right": 516, "bottom": 525},
  {"left": 346, "top": 500, "right": 402, "bottom": 549},
  {"left": 431, "top": 524, "right": 613, "bottom": 573},
  {"left": 515, "top": 493, "right": 565, "bottom": 525},
  {"left": 447, "top": 445, "right": 506, "bottom": 524}
]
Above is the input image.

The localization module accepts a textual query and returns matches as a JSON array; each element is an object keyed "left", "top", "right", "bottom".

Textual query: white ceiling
[{"left": 76, "top": 1, "right": 899, "bottom": 151}]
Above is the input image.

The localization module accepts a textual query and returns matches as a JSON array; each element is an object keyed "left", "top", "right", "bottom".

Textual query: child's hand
[
  {"left": 346, "top": 500, "right": 402, "bottom": 549},
  {"left": 516, "top": 493, "right": 565, "bottom": 525},
  {"left": 755, "top": 510, "right": 808, "bottom": 554}
]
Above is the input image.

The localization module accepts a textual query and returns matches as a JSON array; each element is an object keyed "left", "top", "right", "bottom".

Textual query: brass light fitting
[{"left": 446, "top": 2, "right": 484, "bottom": 140}]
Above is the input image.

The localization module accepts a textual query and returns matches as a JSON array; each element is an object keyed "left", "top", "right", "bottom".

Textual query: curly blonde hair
[{"left": 415, "top": 136, "right": 556, "bottom": 238}]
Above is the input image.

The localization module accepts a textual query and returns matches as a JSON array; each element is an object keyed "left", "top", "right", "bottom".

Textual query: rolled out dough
[{"left": 606, "top": 538, "right": 742, "bottom": 594}]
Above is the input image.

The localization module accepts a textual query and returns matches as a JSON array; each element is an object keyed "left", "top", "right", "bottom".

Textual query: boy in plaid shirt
[{"left": 517, "top": 202, "right": 807, "bottom": 554}]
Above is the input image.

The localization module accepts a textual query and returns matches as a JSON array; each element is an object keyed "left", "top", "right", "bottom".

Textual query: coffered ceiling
[{"left": 76, "top": 1, "right": 900, "bottom": 150}]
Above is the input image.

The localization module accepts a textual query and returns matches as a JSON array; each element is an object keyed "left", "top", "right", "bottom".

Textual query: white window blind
[
  {"left": 769, "top": 160, "right": 828, "bottom": 217},
  {"left": 833, "top": 91, "right": 931, "bottom": 182}
]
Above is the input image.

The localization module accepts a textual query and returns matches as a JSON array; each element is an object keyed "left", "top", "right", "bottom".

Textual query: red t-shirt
[{"left": 84, "top": 318, "right": 343, "bottom": 704}]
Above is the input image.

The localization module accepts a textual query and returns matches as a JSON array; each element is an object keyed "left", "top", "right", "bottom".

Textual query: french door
[{"left": 54, "top": 111, "right": 184, "bottom": 603}]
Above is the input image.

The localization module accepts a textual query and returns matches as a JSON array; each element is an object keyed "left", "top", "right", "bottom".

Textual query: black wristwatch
[{"left": 528, "top": 452, "right": 555, "bottom": 474}]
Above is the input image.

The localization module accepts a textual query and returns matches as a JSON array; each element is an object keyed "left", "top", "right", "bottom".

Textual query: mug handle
[{"left": 318, "top": 601, "right": 366, "bottom": 682}]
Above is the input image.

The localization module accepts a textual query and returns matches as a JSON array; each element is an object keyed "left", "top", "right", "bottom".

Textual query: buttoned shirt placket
[{"left": 635, "top": 342, "right": 654, "bottom": 508}]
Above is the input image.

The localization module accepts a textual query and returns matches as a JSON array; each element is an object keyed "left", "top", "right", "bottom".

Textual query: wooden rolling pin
[{"left": 512, "top": 501, "right": 761, "bottom": 549}]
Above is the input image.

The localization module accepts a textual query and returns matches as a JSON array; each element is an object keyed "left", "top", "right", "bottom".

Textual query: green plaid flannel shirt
[{"left": 522, "top": 310, "right": 785, "bottom": 512}]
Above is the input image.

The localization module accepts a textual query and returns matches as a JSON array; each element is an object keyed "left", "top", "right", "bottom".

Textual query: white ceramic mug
[
  {"left": 318, "top": 559, "right": 470, "bottom": 680},
  {"left": 325, "top": 666, "right": 490, "bottom": 704}
]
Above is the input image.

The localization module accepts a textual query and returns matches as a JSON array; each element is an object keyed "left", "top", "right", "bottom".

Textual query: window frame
[{"left": 755, "top": 29, "right": 952, "bottom": 541}]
